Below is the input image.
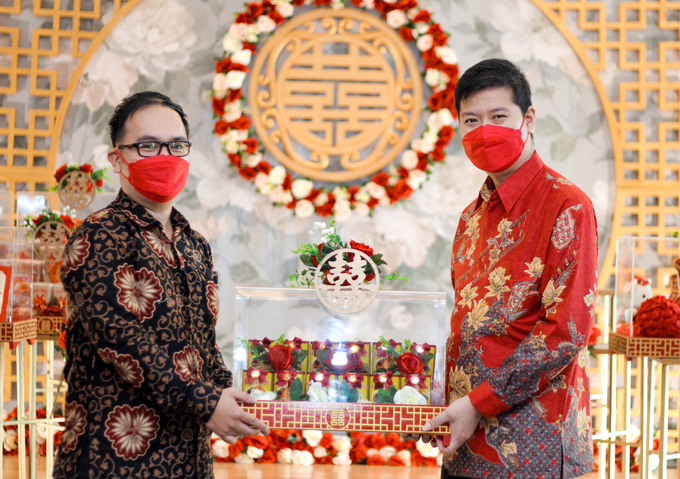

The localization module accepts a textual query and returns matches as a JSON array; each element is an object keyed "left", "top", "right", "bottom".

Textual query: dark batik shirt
[
  {"left": 53, "top": 190, "right": 231, "bottom": 479},
  {"left": 445, "top": 153, "right": 598, "bottom": 479}
]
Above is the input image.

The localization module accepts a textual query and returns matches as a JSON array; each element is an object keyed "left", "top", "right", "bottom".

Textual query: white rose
[
  {"left": 243, "top": 152, "right": 263, "bottom": 167},
  {"left": 438, "top": 108, "right": 455, "bottom": 126},
  {"left": 307, "top": 381, "right": 330, "bottom": 402},
  {"left": 379, "top": 446, "right": 397, "bottom": 460},
  {"left": 437, "top": 453, "right": 444, "bottom": 466},
  {"left": 360, "top": 0, "right": 375, "bottom": 7},
  {"left": 212, "top": 439, "right": 229, "bottom": 458},
  {"left": 416, "top": 439, "right": 440, "bottom": 458},
  {"left": 255, "top": 173, "right": 272, "bottom": 194},
  {"left": 383, "top": 0, "right": 396, "bottom": 3},
  {"left": 249, "top": 388, "right": 277, "bottom": 400},
  {"left": 247, "top": 446, "right": 264, "bottom": 459},
  {"left": 366, "top": 448, "right": 379, "bottom": 457},
  {"left": 225, "top": 139, "right": 240, "bottom": 154},
  {"left": 411, "top": 137, "right": 435, "bottom": 154},
  {"left": 435, "top": 46, "right": 458, "bottom": 65},
  {"left": 223, "top": 34, "right": 243, "bottom": 54},
  {"left": 397, "top": 449, "right": 412, "bottom": 466},
  {"left": 276, "top": 2, "right": 295, "bottom": 17},
  {"left": 406, "top": 169, "right": 427, "bottom": 190},
  {"left": 245, "top": 25, "right": 260, "bottom": 43},
  {"left": 313, "top": 192, "right": 329, "bottom": 206},
  {"left": 235, "top": 129, "right": 249, "bottom": 141},
  {"left": 226, "top": 71, "right": 247, "bottom": 90},
  {"left": 353, "top": 202, "right": 370, "bottom": 216},
  {"left": 386, "top": 10, "right": 408, "bottom": 28},
  {"left": 291, "top": 179, "right": 313, "bottom": 199},
  {"left": 223, "top": 100, "right": 242, "bottom": 123},
  {"left": 331, "top": 0, "right": 343, "bottom": 10},
  {"left": 401, "top": 149, "right": 418, "bottom": 170},
  {"left": 416, "top": 34, "right": 433, "bottom": 52},
  {"left": 291, "top": 449, "right": 315, "bottom": 465},
  {"left": 295, "top": 199, "right": 315, "bottom": 218},
  {"left": 426, "top": 111, "right": 445, "bottom": 133},
  {"left": 333, "top": 201, "right": 352, "bottom": 222},
  {"left": 229, "top": 23, "right": 248, "bottom": 41},
  {"left": 332, "top": 436, "right": 352, "bottom": 453},
  {"left": 414, "top": 23, "right": 430, "bottom": 35},
  {"left": 313, "top": 446, "right": 327, "bottom": 458},
  {"left": 235, "top": 452, "right": 254, "bottom": 463},
  {"left": 332, "top": 186, "right": 350, "bottom": 202},
  {"left": 4, "top": 429, "right": 17, "bottom": 452},
  {"left": 406, "top": 8, "right": 419, "bottom": 20},
  {"left": 257, "top": 15, "right": 277, "bottom": 33},
  {"left": 277, "top": 447, "right": 293, "bottom": 463},
  {"left": 354, "top": 187, "right": 371, "bottom": 203},
  {"left": 424, "top": 69, "right": 441, "bottom": 87},
  {"left": 269, "top": 185, "right": 293, "bottom": 204},
  {"left": 332, "top": 453, "right": 353, "bottom": 465},
  {"left": 212, "top": 73, "right": 230, "bottom": 95},
  {"left": 394, "top": 386, "right": 427, "bottom": 405},
  {"left": 268, "top": 165, "right": 287, "bottom": 185},
  {"left": 365, "top": 182, "right": 386, "bottom": 199},
  {"left": 423, "top": 130, "right": 439, "bottom": 142},
  {"left": 35, "top": 425, "right": 48, "bottom": 445},
  {"left": 231, "top": 49, "right": 253, "bottom": 66}
]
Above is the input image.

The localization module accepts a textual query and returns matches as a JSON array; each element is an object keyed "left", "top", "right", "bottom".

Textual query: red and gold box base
[
  {"left": 0, "top": 319, "right": 37, "bottom": 348},
  {"left": 609, "top": 331, "right": 680, "bottom": 358},
  {"left": 241, "top": 400, "right": 450, "bottom": 435}
]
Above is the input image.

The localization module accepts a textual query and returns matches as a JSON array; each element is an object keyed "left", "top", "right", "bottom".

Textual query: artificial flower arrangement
[
  {"left": 52, "top": 163, "right": 109, "bottom": 193},
  {"left": 2, "top": 407, "right": 62, "bottom": 457},
  {"left": 289, "top": 220, "right": 408, "bottom": 287},
  {"left": 23, "top": 206, "right": 82, "bottom": 236},
  {"left": 210, "top": 429, "right": 444, "bottom": 467},
  {"left": 241, "top": 335, "right": 436, "bottom": 405},
  {"left": 211, "top": 0, "right": 459, "bottom": 219}
]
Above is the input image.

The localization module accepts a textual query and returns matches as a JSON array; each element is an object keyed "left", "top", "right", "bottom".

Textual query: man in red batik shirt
[{"left": 423, "top": 59, "right": 598, "bottom": 479}]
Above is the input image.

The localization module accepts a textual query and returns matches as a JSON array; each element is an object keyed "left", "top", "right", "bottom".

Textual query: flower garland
[
  {"left": 2, "top": 407, "right": 62, "bottom": 456},
  {"left": 210, "top": 430, "right": 444, "bottom": 466},
  {"left": 52, "top": 163, "right": 109, "bottom": 193},
  {"left": 211, "top": 0, "right": 459, "bottom": 219}
]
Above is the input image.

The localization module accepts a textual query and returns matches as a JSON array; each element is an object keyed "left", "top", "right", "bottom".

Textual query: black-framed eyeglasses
[{"left": 117, "top": 141, "right": 192, "bottom": 158}]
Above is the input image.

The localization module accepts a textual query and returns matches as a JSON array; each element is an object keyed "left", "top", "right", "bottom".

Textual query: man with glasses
[{"left": 54, "top": 91, "right": 269, "bottom": 479}]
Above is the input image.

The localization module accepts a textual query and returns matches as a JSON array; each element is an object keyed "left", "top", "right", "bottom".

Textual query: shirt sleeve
[
  {"left": 62, "top": 221, "right": 223, "bottom": 423},
  {"left": 467, "top": 198, "right": 598, "bottom": 417}
]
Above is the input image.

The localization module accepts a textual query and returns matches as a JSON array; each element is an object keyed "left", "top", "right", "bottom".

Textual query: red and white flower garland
[{"left": 210, "top": 0, "right": 459, "bottom": 219}]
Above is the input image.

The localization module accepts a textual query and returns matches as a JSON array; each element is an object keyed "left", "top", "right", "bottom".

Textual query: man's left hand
[{"left": 422, "top": 396, "right": 483, "bottom": 454}]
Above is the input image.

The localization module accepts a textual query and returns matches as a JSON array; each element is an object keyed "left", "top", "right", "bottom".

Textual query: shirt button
[{"left": 182, "top": 429, "right": 193, "bottom": 441}]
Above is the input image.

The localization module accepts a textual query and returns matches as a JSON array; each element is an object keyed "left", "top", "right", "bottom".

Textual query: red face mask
[
  {"left": 116, "top": 150, "right": 189, "bottom": 203},
  {"left": 462, "top": 117, "right": 529, "bottom": 173}
]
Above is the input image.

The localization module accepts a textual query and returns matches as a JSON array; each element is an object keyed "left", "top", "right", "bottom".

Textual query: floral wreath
[{"left": 210, "top": 0, "right": 459, "bottom": 219}]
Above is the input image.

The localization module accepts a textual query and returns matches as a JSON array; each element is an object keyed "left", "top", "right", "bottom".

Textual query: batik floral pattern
[
  {"left": 174, "top": 345, "right": 204, "bottom": 384},
  {"left": 60, "top": 402, "right": 87, "bottom": 453},
  {"left": 206, "top": 281, "right": 219, "bottom": 324},
  {"left": 104, "top": 404, "right": 160, "bottom": 460},
  {"left": 142, "top": 229, "right": 177, "bottom": 267},
  {"left": 61, "top": 235, "right": 90, "bottom": 273},
  {"left": 98, "top": 348, "right": 144, "bottom": 387},
  {"left": 113, "top": 264, "right": 162, "bottom": 321}
]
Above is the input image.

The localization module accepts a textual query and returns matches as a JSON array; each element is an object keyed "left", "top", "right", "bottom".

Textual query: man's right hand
[{"left": 206, "top": 387, "right": 270, "bottom": 444}]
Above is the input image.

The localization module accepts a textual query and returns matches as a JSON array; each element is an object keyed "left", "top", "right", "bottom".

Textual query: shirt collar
[
  {"left": 111, "top": 189, "right": 191, "bottom": 235},
  {"left": 476, "top": 152, "right": 544, "bottom": 212}
]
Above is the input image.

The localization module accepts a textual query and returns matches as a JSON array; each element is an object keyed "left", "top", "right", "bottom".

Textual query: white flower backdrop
[{"left": 58, "top": 0, "right": 617, "bottom": 368}]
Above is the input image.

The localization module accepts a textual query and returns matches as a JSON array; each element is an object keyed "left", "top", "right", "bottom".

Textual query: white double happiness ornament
[{"left": 314, "top": 248, "right": 380, "bottom": 314}]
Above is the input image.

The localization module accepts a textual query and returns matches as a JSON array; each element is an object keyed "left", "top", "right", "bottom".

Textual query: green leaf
[
  {"left": 290, "top": 378, "right": 303, "bottom": 401},
  {"left": 300, "top": 254, "right": 315, "bottom": 268},
  {"left": 338, "top": 381, "right": 352, "bottom": 402},
  {"left": 293, "top": 350, "right": 309, "bottom": 371},
  {"left": 349, "top": 388, "right": 360, "bottom": 403},
  {"left": 536, "top": 116, "right": 562, "bottom": 136},
  {"left": 376, "top": 388, "right": 393, "bottom": 404},
  {"left": 550, "top": 134, "right": 577, "bottom": 162}
]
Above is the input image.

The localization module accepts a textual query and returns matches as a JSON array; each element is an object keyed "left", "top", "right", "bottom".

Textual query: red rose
[
  {"left": 215, "top": 58, "right": 231, "bottom": 73},
  {"left": 316, "top": 197, "right": 335, "bottom": 217},
  {"left": 370, "top": 171, "right": 390, "bottom": 187},
  {"left": 95, "top": 178, "right": 103, "bottom": 187},
  {"left": 367, "top": 197, "right": 379, "bottom": 209},
  {"left": 350, "top": 0, "right": 363, "bottom": 5},
  {"left": 60, "top": 215, "right": 75, "bottom": 230},
  {"left": 351, "top": 444, "right": 369, "bottom": 463},
  {"left": 389, "top": 455, "right": 406, "bottom": 466},
  {"left": 226, "top": 63, "right": 249, "bottom": 73},
  {"left": 441, "top": 64, "right": 460, "bottom": 81},
  {"left": 314, "top": 0, "right": 332, "bottom": 5},
  {"left": 230, "top": 115, "right": 251, "bottom": 131},
  {"left": 305, "top": 188, "right": 321, "bottom": 202},
  {"left": 238, "top": 167, "right": 257, "bottom": 180},
  {"left": 386, "top": 179, "right": 413, "bottom": 203},
  {"left": 58, "top": 329, "right": 67, "bottom": 350},
  {"left": 246, "top": 2, "right": 265, "bottom": 18},
  {"left": 268, "top": 10, "right": 285, "bottom": 25},
  {"left": 349, "top": 240, "right": 374, "bottom": 257},
  {"left": 411, "top": 450, "right": 424, "bottom": 466},
  {"left": 416, "top": 154, "right": 429, "bottom": 172},
  {"left": 398, "top": 166, "right": 410, "bottom": 178},
  {"left": 428, "top": 91, "right": 445, "bottom": 111},
  {"left": 431, "top": 147, "right": 445, "bottom": 162},
  {"left": 412, "top": 9, "right": 431, "bottom": 22},
  {"left": 228, "top": 440, "right": 245, "bottom": 458},
  {"left": 228, "top": 153, "right": 241, "bottom": 167},
  {"left": 214, "top": 120, "right": 229, "bottom": 135},
  {"left": 588, "top": 325, "right": 601, "bottom": 346},
  {"left": 385, "top": 433, "right": 401, "bottom": 447},
  {"left": 367, "top": 454, "right": 386, "bottom": 466},
  {"left": 292, "top": 0, "right": 305, "bottom": 5},
  {"left": 235, "top": 13, "right": 254, "bottom": 24},
  {"left": 282, "top": 172, "right": 293, "bottom": 191},
  {"left": 268, "top": 344, "right": 295, "bottom": 370},
  {"left": 396, "top": 352, "right": 424, "bottom": 375},
  {"left": 255, "top": 160, "right": 272, "bottom": 175},
  {"left": 398, "top": 26, "right": 413, "bottom": 42},
  {"left": 320, "top": 432, "right": 334, "bottom": 449},
  {"left": 242, "top": 42, "right": 257, "bottom": 53},
  {"left": 439, "top": 125, "right": 454, "bottom": 142},
  {"left": 242, "top": 138, "right": 259, "bottom": 154},
  {"left": 260, "top": 448, "right": 277, "bottom": 463},
  {"left": 227, "top": 89, "right": 243, "bottom": 103},
  {"left": 243, "top": 435, "right": 269, "bottom": 449},
  {"left": 54, "top": 164, "right": 67, "bottom": 181}
]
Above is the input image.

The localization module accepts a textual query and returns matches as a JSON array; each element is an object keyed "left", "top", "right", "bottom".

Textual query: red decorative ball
[{"left": 634, "top": 295, "right": 680, "bottom": 338}]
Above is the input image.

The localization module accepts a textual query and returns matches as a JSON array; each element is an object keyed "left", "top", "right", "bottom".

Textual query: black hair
[
  {"left": 454, "top": 59, "right": 532, "bottom": 116},
  {"left": 108, "top": 91, "right": 190, "bottom": 146}
]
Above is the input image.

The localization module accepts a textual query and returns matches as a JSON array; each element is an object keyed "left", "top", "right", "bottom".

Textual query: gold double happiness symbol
[{"left": 249, "top": 8, "right": 423, "bottom": 183}]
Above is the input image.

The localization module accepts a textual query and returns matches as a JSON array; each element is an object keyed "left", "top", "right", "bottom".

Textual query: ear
[
  {"left": 107, "top": 148, "right": 123, "bottom": 174},
  {"left": 525, "top": 105, "right": 537, "bottom": 135}
]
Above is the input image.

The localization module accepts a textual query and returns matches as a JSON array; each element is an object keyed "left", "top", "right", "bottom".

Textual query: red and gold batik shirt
[
  {"left": 444, "top": 153, "right": 597, "bottom": 479},
  {"left": 53, "top": 190, "right": 231, "bottom": 479}
]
